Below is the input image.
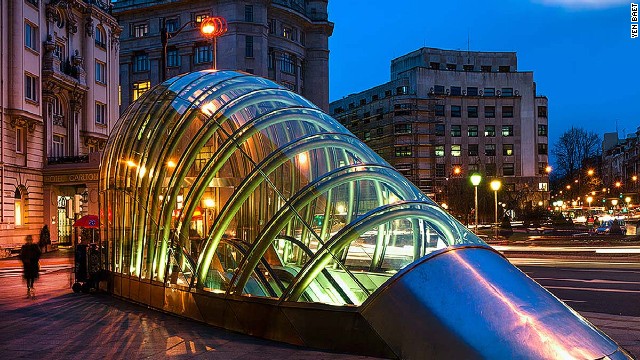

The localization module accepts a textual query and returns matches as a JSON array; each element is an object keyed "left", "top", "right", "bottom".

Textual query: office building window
[
  {"left": 245, "top": 36, "right": 254, "bottom": 58},
  {"left": 95, "top": 60, "right": 106, "bottom": 84},
  {"left": 502, "top": 125, "right": 514, "bottom": 137},
  {"left": 435, "top": 104, "right": 445, "bottom": 116},
  {"left": 538, "top": 124, "right": 548, "bottom": 136},
  {"left": 131, "top": 22, "right": 149, "bottom": 37},
  {"left": 538, "top": 143, "right": 548, "bottom": 155},
  {"left": 450, "top": 86, "right": 461, "bottom": 96},
  {"left": 483, "top": 87, "right": 495, "bottom": 97},
  {"left": 468, "top": 144, "right": 479, "bottom": 156},
  {"left": 395, "top": 146, "right": 412, "bottom": 157},
  {"left": 25, "top": 21, "right": 38, "bottom": 51},
  {"left": 245, "top": 5, "right": 254, "bottom": 22},
  {"left": 502, "top": 106, "right": 514, "bottom": 118},
  {"left": 538, "top": 106, "right": 548, "bottom": 117},
  {"left": 167, "top": 48, "right": 180, "bottom": 67},
  {"left": 451, "top": 145, "right": 461, "bottom": 157},
  {"left": 486, "top": 163, "right": 497, "bottom": 176},
  {"left": 435, "top": 124, "right": 445, "bottom": 136},
  {"left": 503, "top": 163, "right": 515, "bottom": 176},
  {"left": 468, "top": 125, "right": 478, "bottom": 137},
  {"left": 435, "top": 164, "right": 446, "bottom": 177},
  {"left": 132, "top": 81, "right": 150, "bottom": 101},
  {"left": 485, "top": 106, "right": 495, "bottom": 118},
  {"left": 503, "top": 144, "right": 514, "bottom": 156},
  {"left": 52, "top": 135, "right": 65, "bottom": 157},
  {"left": 451, "top": 125, "right": 461, "bottom": 137},
  {"left": 501, "top": 88, "right": 514, "bottom": 97},
  {"left": 95, "top": 102, "right": 106, "bottom": 125},
  {"left": 481, "top": 65, "right": 492, "bottom": 72},
  {"left": 24, "top": 73, "right": 38, "bottom": 102},
  {"left": 133, "top": 53, "right": 149, "bottom": 72},
  {"left": 195, "top": 44, "right": 212, "bottom": 64},
  {"left": 280, "top": 52, "right": 296, "bottom": 74},
  {"left": 394, "top": 123, "right": 412, "bottom": 134},
  {"left": 435, "top": 145, "right": 445, "bottom": 157},
  {"left": 499, "top": 66, "right": 510, "bottom": 72},
  {"left": 16, "top": 127, "right": 25, "bottom": 154},
  {"left": 451, "top": 105, "right": 461, "bottom": 117},
  {"left": 468, "top": 106, "right": 478, "bottom": 118},
  {"left": 467, "top": 87, "right": 478, "bottom": 96},
  {"left": 484, "top": 125, "right": 495, "bottom": 137},
  {"left": 485, "top": 144, "right": 496, "bottom": 156},
  {"left": 95, "top": 26, "right": 106, "bottom": 48},
  {"left": 434, "top": 85, "right": 445, "bottom": 95}
]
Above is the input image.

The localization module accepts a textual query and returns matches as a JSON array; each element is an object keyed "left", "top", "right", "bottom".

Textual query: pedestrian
[{"left": 19, "top": 235, "right": 41, "bottom": 299}]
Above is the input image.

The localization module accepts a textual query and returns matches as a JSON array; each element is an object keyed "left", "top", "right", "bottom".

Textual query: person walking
[{"left": 19, "top": 235, "right": 41, "bottom": 299}]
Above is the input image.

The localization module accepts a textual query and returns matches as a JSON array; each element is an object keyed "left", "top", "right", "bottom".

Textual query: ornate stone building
[{"left": 0, "top": 0, "right": 119, "bottom": 249}]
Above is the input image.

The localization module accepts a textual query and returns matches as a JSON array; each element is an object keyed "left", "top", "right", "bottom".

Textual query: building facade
[
  {"left": 112, "top": 0, "right": 333, "bottom": 112},
  {"left": 330, "top": 48, "right": 550, "bottom": 220},
  {"left": 601, "top": 129, "right": 640, "bottom": 202},
  {"left": 0, "top": 0, "right": 120, "bottom": 249}
]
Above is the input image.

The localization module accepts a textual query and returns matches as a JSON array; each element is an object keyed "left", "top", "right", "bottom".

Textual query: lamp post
[
  {"left": 161, "top": 16, "right": 227, "bottom": 81},
  {"left": 611, "top": 198, "right": 619, "bottom": 213},
  {"left": 490, "top": 180, "right": 501, "bottom": 239},
  {"left": 587, "top": 196, "right": 593, "bottom": 209},
  {"left": 470, "top": 173, "right": 482, "bottom": 234}
]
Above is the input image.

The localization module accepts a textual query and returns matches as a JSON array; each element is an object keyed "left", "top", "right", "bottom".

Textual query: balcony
[{"left": 47, "top": 155, "right": 89, "bottom": 165}]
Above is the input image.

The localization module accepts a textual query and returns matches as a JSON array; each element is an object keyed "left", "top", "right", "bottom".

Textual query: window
[
  {"left": 396, "top": 86, "right": 408, "bottom": 95},
  {"left": 481, "top": 65, "right": 492, "bottom": 72},
  {"left": 463, "top": 65, "right": 474, "bottom": 71},
  {"left": 95, "top": 60, "right": 106, "bottom": 84},
  {"left": 167, "top": 47, "right": 180, "bottom": 67},
  {"left": 503, "top": 163, "right": 515, "bottom": 176},
  {"left": 538, "top": 162, "right": 548, "bottom": 175},
  {"left": 195, "top": 44, "right": 212, "bottom": 64},
  {"left": 24, "top": 73, "right": 38, "bottom": 102},
  {"left": 165, "top": 18, "right": 180, "bottom": 33},
  {"left": 16, "top": 127, "right": 24, "bottom": 154},
  {"left": 503, "top": 144, "right": 514, "bottom": 156},
  {"left": 502, "top": 106, "right": 514, "bottom": 118},
  {"left": 435, "top": 124, "right": 445, "bottom": 136},
  {"left": 467, "top": 106, "right": 478, "bottom": 118},
  {"left": 282, "top": 25, "right": 294, "bottom": 40},
  {"left": 451, "top": 145, "right": 461, "bottom": 157},
  {"left": 483, "top": 87, "right": 495, "bottom": 97},
  {"left": 468, "top": 125, "right": 478, "bottom": 137},
  {"left": 268, "top": 19, "right": 276, "bottom": 34},
  {"left": 245, "top": 5, "right": 254, "bottom": 22},
  {"left": 467, "top": 87, "right": 478, "bottom": 96},
  {"left": 245, "top": 36, "right": 254, "bottom": 58},
  {"left": 132, "top": 81, "right": 150, "bottom": 101},
  {"left": 485, "top": 144, "right": 496, "bottom": 156},
  {"left": 372, "top": 94, "right": 379, "bottom": 102},
  {"left": 451, "top": 125, "right": 461, "bottom": 137},
  {"left": 14, "top": 188, "right": 25, "bottom": 226},
  {"left": 26, "top": 0, "right": 38, "bottom": 6},
  {"left": 360, "top": 99, "right": 366, "bottom": 106},
  {"left": 501, "top": 88, "right": 514, "bottom": 97},
  {"left": 54, "top": 42, "right": 65, "bottom": 60},
  {"left": 446, "top": 63, "right": 456, "bottom": 70},
  {"left": 468, "top": 144, "right": 479, "bottom": 156},
  {"left": 538, "top": 182, "right": 548, "bottom": 191},
  {"left": 451, "top": 105, "right": 461, "bottom": 117},
  {"left": 363, "top": 131, "right": 371, "bottom": 141},
  {"left": 395, "top": 146, "right": 412, "bottom": 157},
  {"left": 435, "top": 145, "right": 445, "bottom": 157},
  {"left": 52, "top": 134, "right": 65, "bottom": 157},
  {"left": 384, "top": 90, "right": 392, "bottom": 97},
  {"left": 469, "top": 163, "right": 479, "bottom": 172},
  {"left": 435, "top": 104, "right": 445, "bottom": 116},
  {"left": 95, "top": 102, "right": 106, "bottom": 125},
  {"left": 394, "top": 123, "right": 411, "bottom": 134},
  {"left": 280, "top": 52, "right": 296, "bottom": 74},
  {"left": 538, "top": 106, "right": 547, "bottom": 117},
  {"left": 131, "top": 22, "right": 149, "bottom": 37},
  {"left": 486, "top": 163, "right": 496, "bottom": 176},
  {"left": 502, "top": 125, "right": 514, "bottom": 137},
  {"left": 430, "top": 62, "right": 440, "bottom": 70},
  {"left": 435, "top": 164, "right": 446, "bottom": 177},
  {"left": 434, "top": 85, "right": 445, "bottom": 95},
  {"left": 95, "top": 26, "right": 106, "bottom": 48},
  {"left": 376, "top": 127, "right": 383, "bottom": 136},
  {"left": 538, "top": 124, "right": 548, "bottom": 136},
  {"left": 133, "top": 53, "right": 149, "bottom": 72},
  {"left": 538, "top": 143, "right": 548, "bottom": 155},
  {"left": 484, "top": 125, "right": 495, "bottom": 137},
  {"left": 450, "top": 86, "right": 461, "bottom": 96},
  {"left": 194, "top": 13, "right": 210, "bottom": 24},
  {"left": 24, "top": 21, "right": 38, "bottom": 51},
  {"left": 484, "top": 106, "right": 495, "bottom": 118},
  {"left": 499, "top": 65, "right": 510, "bottom": 72}
]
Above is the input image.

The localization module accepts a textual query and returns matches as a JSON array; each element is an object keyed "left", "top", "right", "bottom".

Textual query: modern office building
[
  {"left": 0, "top": 0, "right": 119, "bottom": 249},
  {"left": 112, "top": 0, "right": 333, "bottom": 112},
  {"left": 330, "top": 47, "right": 550, "bottom": 219}
]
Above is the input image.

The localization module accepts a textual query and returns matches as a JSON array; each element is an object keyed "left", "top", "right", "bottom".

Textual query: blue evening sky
[{"left": 327, "top": 0, "right": 640, "bottom": 151}]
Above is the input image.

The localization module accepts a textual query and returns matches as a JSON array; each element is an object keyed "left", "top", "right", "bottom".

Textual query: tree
[{"left": 552, "top": 127, "right": 601, "bottom": 180}]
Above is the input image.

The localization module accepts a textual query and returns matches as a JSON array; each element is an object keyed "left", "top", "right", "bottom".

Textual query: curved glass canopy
[{"left": 100, "top": 70, "right": 485, "bottom": 306}]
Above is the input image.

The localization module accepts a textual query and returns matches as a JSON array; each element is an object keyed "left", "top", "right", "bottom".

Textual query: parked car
[{"left": 595, "top": 219, "right": 626, "bottom": 235}]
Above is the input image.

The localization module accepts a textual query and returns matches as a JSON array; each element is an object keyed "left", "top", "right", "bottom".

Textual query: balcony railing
[{"left": 47, "top": 155, "right": 89, "bottom": 165}]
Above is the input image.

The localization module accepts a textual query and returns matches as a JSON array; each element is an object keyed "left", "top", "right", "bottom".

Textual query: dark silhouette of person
[{"left": 19, "top": 235, "right": 41, "bottom": 299}]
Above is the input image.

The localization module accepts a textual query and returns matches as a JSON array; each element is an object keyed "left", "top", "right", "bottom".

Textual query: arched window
[
  {"left": 14, "top": 188, "right": 27, "bottom": 226},
  {"left": 95, "top": 25, "right": 106, "bottom": 48}
]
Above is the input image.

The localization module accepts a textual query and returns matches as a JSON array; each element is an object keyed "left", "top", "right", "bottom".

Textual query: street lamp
[
  {"left": 611, "top": 198, "right": 619, "bottom": 213},
  {"left": 470, "top": 173, "right": 482, "bottom": 234},
  {"left": 587, "top": 196, "right": 593, "bottom": 209},
  {"left": 161, "top": 16, "right": 227, "bottom": 81},
  {"left": 625, "top": 196, "right": 631, "bottom": 210},
  {"left": 490, "top": 180, "right": 501, "bottom": 239}
]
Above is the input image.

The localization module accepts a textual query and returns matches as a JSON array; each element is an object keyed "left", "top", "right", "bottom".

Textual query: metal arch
[
  {"left": 284, "top": 201, "right": 460, "bottom": 302},
  {"left": 230, "top": 164, "right": 418, "bottom": 297},
  {"left": 196, "top": 133, "right": 375, "bottom": 285}
]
